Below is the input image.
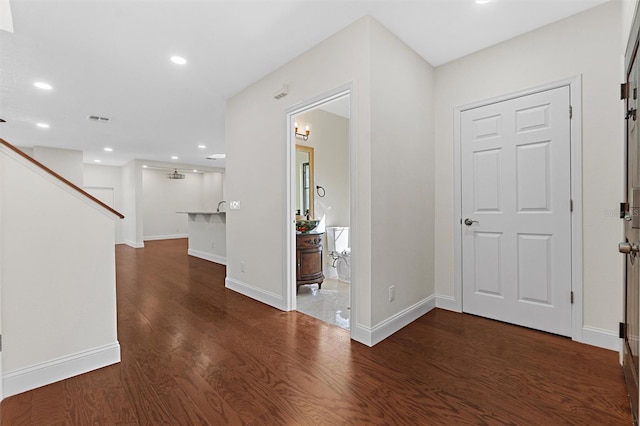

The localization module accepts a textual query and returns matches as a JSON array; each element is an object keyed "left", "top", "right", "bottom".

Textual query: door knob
[
  {"left": 619, "top": 242, "right": 640, "bottom": 254},
  {"left": 464, "top": 218, "right": 479, "bottom": 226}
]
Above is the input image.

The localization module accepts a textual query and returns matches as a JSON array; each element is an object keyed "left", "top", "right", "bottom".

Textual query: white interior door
[{"left": 461, "top": 86, "right": 572, "bottom": 336}]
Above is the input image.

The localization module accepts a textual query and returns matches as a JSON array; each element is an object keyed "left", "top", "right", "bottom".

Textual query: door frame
[
  {"left": 283, "top": 84, "right": 354, "bottom": 333},
  {"left": 453, "top": 76, "right": 583, "bottom": 342},
  {"left": 0, "top": 152, "right": 3, "bottom": 401},
  {"left": 624, "top": 8, "right": 640, "bottom": 420}
]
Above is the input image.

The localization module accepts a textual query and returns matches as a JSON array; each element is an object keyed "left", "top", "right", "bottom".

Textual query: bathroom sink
[{"left": 296, "top": 220, "right": 320, "bottom": 233}]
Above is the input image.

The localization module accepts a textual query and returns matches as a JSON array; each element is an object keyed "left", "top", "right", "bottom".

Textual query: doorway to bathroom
[{"left": 286, "top": 87, "right": 352, "bottom": 332}]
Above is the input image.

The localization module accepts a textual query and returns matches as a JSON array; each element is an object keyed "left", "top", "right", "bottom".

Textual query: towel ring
[{"left": 316, "top": 185, "right": 326, "bottom": 198}]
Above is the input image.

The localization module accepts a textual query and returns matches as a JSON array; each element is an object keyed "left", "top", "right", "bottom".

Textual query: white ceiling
[{"left": 0, "top": 0, "right": 609, "bottom": 169}]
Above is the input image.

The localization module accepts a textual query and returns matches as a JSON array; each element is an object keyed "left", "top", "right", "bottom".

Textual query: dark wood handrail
[{"left": 0, "top": 138, "right": 125, "bottom": 219}]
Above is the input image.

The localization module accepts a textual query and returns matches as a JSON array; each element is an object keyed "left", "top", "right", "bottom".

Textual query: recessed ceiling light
[
  {"left": 36, "top": 122, "right": 50, "bottom": 128},
  {"left": 170, "top": 56, "right": 187, "bottom": 65},
  {"left": 143, "top": 165, "right": 148, "bottom": 168},
  {"left": 193, "top": 169, "right": 198, "bottom": 173},
  {"left": 94, "top": 159, "right": 101, "bottom": 163},
  {"left": 198, "top": 144, "right": 206, "bottom": 149},
  {"left": 171, "top": 156, "right": 178, "bottom": 160},
  {"left": 34, "top": 81, "right": 52, "bottom": 90},
  {"left": 104, "top": 147, "right": 113, "bottom": 152}
]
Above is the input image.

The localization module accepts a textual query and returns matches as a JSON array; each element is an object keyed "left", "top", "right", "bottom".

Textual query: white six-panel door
[{"left": 461, "top": 86, "right": 572, "bottom": 336}]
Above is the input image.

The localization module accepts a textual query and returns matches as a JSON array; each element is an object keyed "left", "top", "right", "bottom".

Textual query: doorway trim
[
  {"left": 0, "top": 152, "right": 3, "bottom": 402},
  {"left": 283, "top": 84, "right": 354, "bottom": 334},
  {"left": 453, "top": 76, "right": 584, "bottom": 343}
]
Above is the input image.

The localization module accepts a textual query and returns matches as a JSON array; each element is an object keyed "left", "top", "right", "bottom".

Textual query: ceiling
[{"left": 0, "top": 0, "right": 609, "bottom": 169}]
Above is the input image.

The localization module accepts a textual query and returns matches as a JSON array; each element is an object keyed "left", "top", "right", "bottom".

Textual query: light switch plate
[{"left": 229, "top": 201, "right": 241, "bottom": 210}]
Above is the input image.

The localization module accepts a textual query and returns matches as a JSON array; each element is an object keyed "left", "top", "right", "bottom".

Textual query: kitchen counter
[{"left": 177, "top": 211, "right": 226, "bottom": 265}]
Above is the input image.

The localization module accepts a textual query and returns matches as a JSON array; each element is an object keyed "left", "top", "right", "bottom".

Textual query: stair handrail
[{"left": 0, "top": 138, "right": 125, "bottom": 219}]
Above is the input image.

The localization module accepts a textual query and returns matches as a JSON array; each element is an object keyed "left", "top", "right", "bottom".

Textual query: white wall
[
  {"left": 1, "top": 145, "right": 120, "bottom": 398},
  {"left": 369, "top": 21, "right": 435, "bottom": 326},
  {"left": 121, "top": 160, "right": 144, "bottom": 248},
  {"left": 226, "top": 17, "right": 372, "bottom": 326},
  {"left": 434, "top": 2, "right": 623, "bottom": 337},
  {"left": 226, "top": 16, "right": 435, "bottom": 344},
  {"left": 17, "top": 146, "right": 33, "bottom": 157},
  {"left": 202, "top": 172, "right": 225, "bottom": 212},
  {"left": 84, "top": 163, "right": 125, "bottom": 244},
  {"left": 142, "top": 169, "right": 204, "bottom": 240},
  {"left": 623, "top": 0, "right": 638, "bottom": 50},
  {"left": 84, "top": 163, "right": 224, "bottom": 244},
  {"left": 186, "top": 213, "right": 227, "bottom": 264},
  {"left": 32, "top": 146, "right": 84, "bottom": 187},
  {"left": 295, "top": 108, "right": 350, "bottom": 228}
]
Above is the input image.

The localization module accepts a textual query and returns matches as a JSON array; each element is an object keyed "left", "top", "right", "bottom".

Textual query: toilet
[{"left": 326, "top": 226, "right": 351, "bottom": 283}]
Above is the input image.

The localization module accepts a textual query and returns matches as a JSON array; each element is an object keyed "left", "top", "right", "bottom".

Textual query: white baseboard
[
  {"left": 436, "top": 294, "right": 461, "bottom": 312},
  {"left": 352, "top": 295, "right": 436, "bottom": 347},
  {"left": 225, "top": 277, "right": 286, "bottom": 311},
  {"left": 188, "top": 249, "right": 226, "bottom": 265},
  {"left": 581, "top": 326, "right": 620, "bottom": 352},
  {"left": 124, "top": 240, "right": 144, "bottom": 248},
  {"left": 434, "top": 296, "right": 619, "bottom": 352},
  {"left": 3, "top": 342, "right": 121, "bottom": 399},
  {"left": 143, "top": 234, "right": 188, "bottom": 241}
]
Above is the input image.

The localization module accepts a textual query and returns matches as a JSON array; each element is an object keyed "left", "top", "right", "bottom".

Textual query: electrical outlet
[
  {"left": 230, "top": 201, "right": 241, "bottom": 210},
  {"left": 211, "top": 242, "right": 215, "bottom": 249},
  {"left": 241, "top": 261, "right": 246, "bottom": 273},
  {"left": 389, "top": 285, "right": 395, "bottom": 302}
]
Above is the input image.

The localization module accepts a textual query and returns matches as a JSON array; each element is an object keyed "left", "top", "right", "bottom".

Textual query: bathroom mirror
[{"left": 295, "top": 144, "right": 314, "bottom": 219}]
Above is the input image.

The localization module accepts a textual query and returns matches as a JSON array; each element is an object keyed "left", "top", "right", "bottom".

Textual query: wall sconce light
[{"left": 294, "top": 121, "right": 311, "bottom": 141}]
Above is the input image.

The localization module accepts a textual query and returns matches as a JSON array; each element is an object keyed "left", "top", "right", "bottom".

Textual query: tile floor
[{"left": 296, "top": 278, "right": 350, "bottom": 330}]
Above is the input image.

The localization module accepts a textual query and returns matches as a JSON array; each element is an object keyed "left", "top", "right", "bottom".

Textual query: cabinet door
[{"left": 299, "top": 248, "right": 323, "bottom": 281}]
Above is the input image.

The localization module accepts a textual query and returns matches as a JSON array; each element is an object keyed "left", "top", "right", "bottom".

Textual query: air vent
[
  {"left": 273, "top": 84, "right": 288, "bottom": 100},
  {"left": 207, "top": 154, "right": 226, "bottom": 160},
  {"left": 87, "top": 115, "right": 111, "bottom": 123}
]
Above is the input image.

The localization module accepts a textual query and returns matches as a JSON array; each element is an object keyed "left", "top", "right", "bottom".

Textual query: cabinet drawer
[{"left": 297, "top": 234, "right": 323, "bottom": 248}]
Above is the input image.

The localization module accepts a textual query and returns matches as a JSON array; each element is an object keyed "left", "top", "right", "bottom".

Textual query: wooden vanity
[{"left": 296, "top": 232, "right": 324, "bottom": 291}]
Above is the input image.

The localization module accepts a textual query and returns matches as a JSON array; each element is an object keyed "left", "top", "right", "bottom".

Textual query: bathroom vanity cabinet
[{"left": 296, "top": 232, "right": 324, "bottom": 291}]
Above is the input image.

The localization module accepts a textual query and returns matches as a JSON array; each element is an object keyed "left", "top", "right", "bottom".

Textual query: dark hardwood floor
[{"left": 0, "top": 239, "right": 632, "bottom": 425}]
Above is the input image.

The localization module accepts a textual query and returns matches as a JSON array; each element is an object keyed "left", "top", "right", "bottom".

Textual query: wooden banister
[{"left": 0, "top": 138, "right": 125, "bottom": 219}]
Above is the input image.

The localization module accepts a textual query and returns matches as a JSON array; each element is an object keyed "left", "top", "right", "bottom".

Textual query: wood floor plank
[
  {"left": 0, "top": 390, "right": 32, "bottom": 425},
  {"left": 164, "top": 359, "right": 246, "bottom": 425},
  {"left": 158, "top": 387, "right": 210, "bottom": 426},
  {"left": 119, "top": 352, "right": 173, "bottom": 425},
  {"left": 30, "top": 380, "right": 66, "bottom": 425},
  {"left": 88, "top": 365, "right": 139, "bottom": 425},
  {"left": 0, "top": 239, "right": 633, "bottom": 424}
]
